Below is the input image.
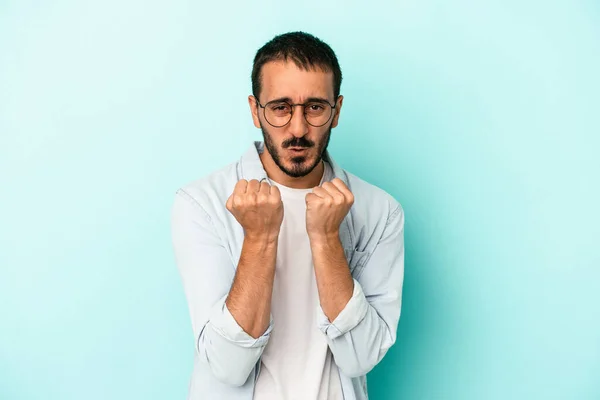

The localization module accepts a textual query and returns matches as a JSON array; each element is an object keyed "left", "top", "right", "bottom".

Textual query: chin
[
  {"left": 291, "top": 157, "right": 320, "bottom": 175},
  {"left": 288, "top": 154, "right": 312, "bottom": 166}
]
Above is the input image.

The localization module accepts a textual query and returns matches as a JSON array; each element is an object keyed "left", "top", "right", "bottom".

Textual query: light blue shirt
[{"left": 171, "top": 141, "right": 405, "bottom": 400}]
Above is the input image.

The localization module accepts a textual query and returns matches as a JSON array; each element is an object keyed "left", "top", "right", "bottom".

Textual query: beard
[{"left": 260, "top": 122, "right": 332, "bottom": 178}]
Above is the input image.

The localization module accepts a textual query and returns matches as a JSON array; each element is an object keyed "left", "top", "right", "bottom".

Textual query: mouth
[{"left": 288, "top": 147, "right": 309, "bottom": 153}]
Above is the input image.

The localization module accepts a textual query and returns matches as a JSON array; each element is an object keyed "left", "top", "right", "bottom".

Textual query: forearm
[
  {"left": 314, "top": 204, "right": 405, "bottom": 378},
  {"left": 225, "top": 235, "right": 278, "bottom": 339},
  {"left": 198, "top": 230, "right": 278, "bottom": 386},
  {"left": 311, "top": 234, "right": 390, "bottom": 377},
  {"left": 310, "top": 233, "right": 354, "bottom": 322}
]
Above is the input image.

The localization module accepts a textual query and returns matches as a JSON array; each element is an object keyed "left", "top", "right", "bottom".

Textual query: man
[{"left": 171, "top": 31, "right": 405, "bottom": 400}]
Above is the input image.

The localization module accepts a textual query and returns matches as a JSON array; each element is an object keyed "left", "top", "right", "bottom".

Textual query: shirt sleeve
[
  {"left": 211, "top": 298, "right": 273, "bottom": 348},
  {"left": 171, "top": 188, "right": 273, "bottom": 387},
  {"left": 315, "top": 202, "right": 405, "bottom": 378},
  {"left": 316, "top": 278, "right": 369, "bottom": 339}
]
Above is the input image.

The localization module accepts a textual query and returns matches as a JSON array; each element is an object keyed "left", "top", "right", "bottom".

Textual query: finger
[
  {"left": 329, "top": 178, "right": 354, "bottom": 203},
  {"left": 269, "top": 184, "right": 281, "bottom": 199},
  {"left": 305, "top": 192, "right": 319, "bottom": 204},
  {"left": 259, "top": 181, "right": 271, "bottom": 194},
  {"left": 256, "top": 182, "right": 271, "bottom": 204},
  {"left": 312, "top": 186, "right": 333, "bottom": 200},
  {"left": 234, "top": 179, "right": 248, "bottom": 195},
  {"left": 247, "top": 179, "right": 261, "bottom": 193},
  {"left": 321, "top": 181, "right": 343, "bottom": 195},
  {"left": 226, "top": 194, "right": 234, "bottom": 211},
  {"left": 322, "top": 181, "right": 346, "bottom": 204}
]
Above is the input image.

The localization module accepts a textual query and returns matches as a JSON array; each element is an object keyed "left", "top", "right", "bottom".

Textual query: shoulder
[
  {"left": 343, "top": 169, "right": 404, "bottom": 221},
  {"left": 174, "top": 160, "right": 240, "bottom": 214},
  {"left": 340, "top": 169, "right": 405, "bottom": 255}
]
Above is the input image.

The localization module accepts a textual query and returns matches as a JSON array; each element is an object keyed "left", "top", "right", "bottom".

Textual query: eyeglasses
[{"left": 255, "top": 97, "right": 337, "bottom": 128}]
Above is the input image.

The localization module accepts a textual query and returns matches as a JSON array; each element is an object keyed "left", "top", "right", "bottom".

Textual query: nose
[{"left": 288, "top": 105, "right": 309, "bottom": 138}]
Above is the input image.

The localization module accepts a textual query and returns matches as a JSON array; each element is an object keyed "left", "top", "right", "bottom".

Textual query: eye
[
  {"left": 268, "top": 102, "right": 291, "bottom": 113},
  {"left": 305, "top": 103, "right": 328, "bottom": 116}
]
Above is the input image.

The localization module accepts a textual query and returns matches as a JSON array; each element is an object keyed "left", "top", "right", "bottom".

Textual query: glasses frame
[{"left": 255, "top": 96, "right": 338, "bottom": 128}]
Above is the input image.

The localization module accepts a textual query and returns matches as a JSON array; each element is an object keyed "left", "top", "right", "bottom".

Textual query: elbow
[
  {"left": 197, "top": 319, "right": 268, "bottom": 387},
  {"left": 210, "top": 365, "right": 253, "bottom": 387},
  {"left": 336, "top": 343, "right": 393, "bottom": 378},
  {"left": 338, "top": 360, "right": 377, "bottom": 378},
  {"left": 203, "top": 344, "right": 256, "bottom": 387},
  {"left": 199, "top": 334, "right": 258, "bottom": 387}
]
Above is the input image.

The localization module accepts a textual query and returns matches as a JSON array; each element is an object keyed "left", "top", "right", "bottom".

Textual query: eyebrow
[{"left": 267, "top": 96, "right": 332, "bottom": 104}]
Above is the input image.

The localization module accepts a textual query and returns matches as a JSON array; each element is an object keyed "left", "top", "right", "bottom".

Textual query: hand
[
  {"left": 226, "top": 179, "right": 284, "bottom": 241},
  {"left": 305, "top": 178, "right": 354, "bottom": 241}
]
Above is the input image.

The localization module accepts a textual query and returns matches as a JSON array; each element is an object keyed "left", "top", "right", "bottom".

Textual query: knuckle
[
  {"left": 268, "top": 195, "right": 280, "bottom": 204},
  {"left": 257, "top": 194, "right": 268, "bottom": 204}
]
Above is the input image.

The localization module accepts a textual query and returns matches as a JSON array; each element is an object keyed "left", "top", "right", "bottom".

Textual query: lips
[{"left": 288, "top": 147, "right": 308, "bottom": 152}]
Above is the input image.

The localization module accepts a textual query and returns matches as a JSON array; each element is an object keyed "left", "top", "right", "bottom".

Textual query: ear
[
  {"left": 331, "top": 95, "right": 344, "bottom": 128},
  {"left": 248, "top": 95, "right": 261, "bottom": 129}
]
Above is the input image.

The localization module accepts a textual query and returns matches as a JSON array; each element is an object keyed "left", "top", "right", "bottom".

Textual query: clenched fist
[
  {"left": 305, "top": 178, "right": 354, "bottom": 241},
  {"left": 226, "top": 179, "right": 284, "bottom": 242}
]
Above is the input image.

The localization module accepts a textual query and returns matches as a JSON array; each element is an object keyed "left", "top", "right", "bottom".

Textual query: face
[{"left": 249, "top": 61, "right": 343, "bottom": 178}]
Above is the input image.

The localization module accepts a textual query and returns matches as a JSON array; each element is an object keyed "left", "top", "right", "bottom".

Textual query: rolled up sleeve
[
  {"left": 210, "top": 299, "right": 273, "bottom": 348},
  {"left": 316, "top": 278, "right": 369, "bottom": 339},
  {"left": 316, "top": 203, "right": 405, "bottom": 378},
  {"left": 171, "top": 188, "right": 273, "bottom": 387}
]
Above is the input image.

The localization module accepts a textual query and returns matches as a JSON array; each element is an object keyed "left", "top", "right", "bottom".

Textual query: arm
[
  {"left": 311, "top": 236, "right": 354, "bottom": 322},
  {"left": 226, "top": 234, "right": 278, "bottom": 339},
  {"left": 314, "top": 204, "right": 405, "bottom": 377},
  {"left": 171, "top": 188, "right": 277, "bottom": 387}
]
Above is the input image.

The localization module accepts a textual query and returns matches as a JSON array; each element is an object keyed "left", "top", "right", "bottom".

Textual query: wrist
[
  {"left": 308, "top": 230, "right": 341, "bottom": 247},
  {"left": 244, "top": 231, "right": 279, "bottom": 245}
]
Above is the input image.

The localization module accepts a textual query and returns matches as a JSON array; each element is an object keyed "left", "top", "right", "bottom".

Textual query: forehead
[{"left": 260, "top": 60, "right": 334, "bottom": 102}]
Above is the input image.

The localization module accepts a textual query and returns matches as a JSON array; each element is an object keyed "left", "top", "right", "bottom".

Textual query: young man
[{"left": 171, "top": 31, "right": 405, "bottom": 400}]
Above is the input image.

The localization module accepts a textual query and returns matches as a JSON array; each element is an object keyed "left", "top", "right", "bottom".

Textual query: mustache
[{"left": 282, "top": 137, "right": 314, "bottom": 148}]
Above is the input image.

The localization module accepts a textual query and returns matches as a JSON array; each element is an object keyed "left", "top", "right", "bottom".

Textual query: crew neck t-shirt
[{"left": 252, "top": 161, "right": 343, "bottom": 400}]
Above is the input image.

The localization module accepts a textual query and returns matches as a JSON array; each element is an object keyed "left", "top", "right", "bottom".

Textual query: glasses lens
[
  {"left": 305, "top": 102, "right": 332, "bottom": 127},
  {"left": 262, "top": 100, "right": 334, "bottom": 127},
  {"left": 265, "top": 102, "right": 292, "bottom": 127}
]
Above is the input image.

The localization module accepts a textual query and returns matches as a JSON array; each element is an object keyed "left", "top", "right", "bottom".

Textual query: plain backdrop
[{"left": 1, "top": 1, "right": 599, "bottom": 399}]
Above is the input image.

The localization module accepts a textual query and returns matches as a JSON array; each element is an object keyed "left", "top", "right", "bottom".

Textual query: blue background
[{"left": 1, "top": 1, "right": 599, "bottom": 399}]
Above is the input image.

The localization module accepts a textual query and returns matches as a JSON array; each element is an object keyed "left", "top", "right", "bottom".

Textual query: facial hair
[{"left": 260, "top": 122, "right": 332, "bottom": 178}]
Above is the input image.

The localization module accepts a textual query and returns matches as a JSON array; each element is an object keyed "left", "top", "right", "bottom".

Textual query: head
[{"left": 248, "top": 31, "right": 343, "bottom": 178}]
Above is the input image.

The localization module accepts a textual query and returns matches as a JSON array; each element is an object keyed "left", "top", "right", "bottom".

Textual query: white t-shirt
[{"left": 253, "top": 161, "right": 343, "bottom": 400}]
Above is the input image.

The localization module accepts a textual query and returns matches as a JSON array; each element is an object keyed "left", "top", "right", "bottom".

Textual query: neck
[{"left": 259, "top": 150, "right": 324, "bottom": 189}]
